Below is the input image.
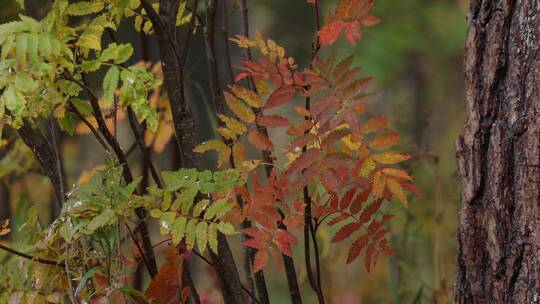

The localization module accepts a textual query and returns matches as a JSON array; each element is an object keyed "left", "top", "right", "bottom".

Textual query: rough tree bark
[{"left": 455, "top": 0, "right": 540, "bottom": 302}]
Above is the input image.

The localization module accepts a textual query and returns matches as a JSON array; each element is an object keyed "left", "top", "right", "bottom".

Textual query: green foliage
[{"left": 148, "top": 169, "right": 243, "bottom": 254}]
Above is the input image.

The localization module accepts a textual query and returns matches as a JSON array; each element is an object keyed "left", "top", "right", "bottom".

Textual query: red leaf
[
  {"left": 145, "top": 249, "right": 182, "bottom": 304},
  {"left": 364, "top": 244, "right": 378, "bottom": 272},
  {"left": 265, "top": 85, "right": 296, "bottom": 109},
  {"left": 257, "top": 115, "right": 291, "bottom": 128},
  {"left": 332, "top": 222, "right": 362, "bottom": 243},
  {"left": 243, "top": 238, "right": 268, "bottom": 250},
  {"left": 291, "top": 163, "right": 320, "bottom": 189},
  {"left": 379, "top": 239, "right": 395, "bottom": 256},
  {"left": 343, "top": 21, "right": 362, "bottom": 45},
  {"left": 235, "top": 72, "right": 250, "bottom": 82},
  {"left": 328, "top": 213, "right": 350, "bottom": 226},
  {"left": 359, "top": 199, "right": 383, "bottom": 224},
  {"left": 286, "top": 133, "right": 317, "bottom": 151},
  {"left": 340, "top": 188, "right": 357, "bottom": 210},
  {"left": 321, "top": 129, "right": 350, "bottom": 149},
  {"left": 286, "top": 148, "right": 321, "bottom": 176},
  {"left": 350, "top": 188, "right": 371, "bottom": 214},
  {"left": 321, "top": 169, "right": 341, "bottom": 194},
  {"left": 318, "top": 18, "right": 345, "bottom": 46},
  {"left": 243, "top": 227, "right": 271, "bottom": 241},
  {"left": 248, "top": 129, "right": 274, "bottom": 151},
  {"left": 253, "top": 250, "right": 269, "bottom": 272},
  {"left": 346, "top": 234, "right": 369, "bottom": 264}
]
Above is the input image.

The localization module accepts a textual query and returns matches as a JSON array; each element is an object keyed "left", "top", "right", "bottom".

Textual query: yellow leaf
[
  {"left": 386, "top": 178, "right": 408, "bottom": 207},
  {"left": 232, "top": 142, "right": 246, "bottom": 168},
  {"left": 76, "top": 34, "right": 101, "bottom": 51},
  {"left": 369, "top": 131, "right": 399, "bottom": 150},
  {"left": 224, "top": 92, "right": 255, "bottom": 123},
  {"left": 0, "top": 219, "right": 10, "bottom": 236},
  {"left": 373, "top": 152, "right": 412, "bottom": 164},
  {"left": 218, "top": 114, "right": 247, "bottom": 136},
  {"left": 194, "top": 140, "right": 230, "bottom": 167},
  {"left": 217, "top": 127, "right": 237, "bottom": 141},
  {"left": 382, "top": 168, "right": 413, "bottom": 181},
  {"left": 371, "top": 171, "right": 386, "bottom": 198},
  {"left": 359, "top": 157, "right": 376, "bottom": 178},
  {"left": 229, "top": 85, "right": 263, "bottom": 108}
]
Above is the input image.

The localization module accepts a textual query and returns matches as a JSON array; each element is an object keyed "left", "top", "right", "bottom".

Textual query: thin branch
[{"left": 0, "top": 243, "right": 62, "bottom": 266}]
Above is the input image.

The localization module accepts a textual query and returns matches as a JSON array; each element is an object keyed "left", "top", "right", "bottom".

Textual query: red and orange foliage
[{"left": 195, "top": 0, "right": 415, "bottom": 273}]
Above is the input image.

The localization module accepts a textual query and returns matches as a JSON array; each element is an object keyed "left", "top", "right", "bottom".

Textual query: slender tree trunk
[{"left": 455, "top": 0, "right": 540, "bottom": 302}]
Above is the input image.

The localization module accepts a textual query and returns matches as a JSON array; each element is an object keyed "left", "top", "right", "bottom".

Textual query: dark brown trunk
[{"left": 455, "top": 0, "right": 540, "bottom": 302}]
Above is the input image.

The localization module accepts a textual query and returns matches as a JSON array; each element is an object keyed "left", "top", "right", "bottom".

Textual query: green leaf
[
  {"left": 71, "top": 99, "right": 93, "bottom": 116},
  {"left": 193, "top": 199, "right": 209, "bottom": 218},
  {"left": 204, "top": 198, "right": 233, "bottom": 220},
  {"left": 14, "top": 74, "right": 38, "bottom": 93},
  {"left": 159, "top": 211, "right": 176, "bottom": 234},
  {"left": 208, "top": 224, "right": 218, "bottom": 254},
  {"left": 216, "top": 222, "right": 235, "bottom": 235},
  {"left": 171, "top": 216, "right": 187, "bottom": 245},
  {"left": 81, "top": 60, "right": 101, "bottom": 72},
  {"left": 103, "top": 66, "right": 120, "bottom": 106},
  {"left": 196, "top": 222, "right": 208, "bottom": 253},
  {"left": 185, "top": 219, "right": 198, "bottom": 250},
  {"left": 15, "top": 34, "right": 28, "bottom": 65},
  {"left": 77, "top": 34, "right": 101, "bottom": 50},
  {"left": 59, "top": 111, "right": 76, "bottom": 135},
  {"left": 86, "top": 209, "right": 116, "bottom": 234},
  {"left": 1, "top": 85, "right": 25, "bottom": 114},
  {"left": 66, "top": 1, "right": 104, "bottom": 16},
  {"left": 99, "top": 43, "right": 133, "bottom": 64}
]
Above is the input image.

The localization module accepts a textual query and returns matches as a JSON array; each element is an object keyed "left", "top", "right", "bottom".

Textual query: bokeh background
[{"left": 0, "top": 0, "right": 467, "bottom": 302}]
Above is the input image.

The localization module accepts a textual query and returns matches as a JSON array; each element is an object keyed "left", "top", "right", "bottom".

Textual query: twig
[{"left": 0, "top": 243, "right": 62, "bottom": 266}]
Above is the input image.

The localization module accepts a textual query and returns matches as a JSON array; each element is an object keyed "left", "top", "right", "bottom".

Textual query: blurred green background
[{"left": 0, "top": 0, "right": 467, "bottom": 303}]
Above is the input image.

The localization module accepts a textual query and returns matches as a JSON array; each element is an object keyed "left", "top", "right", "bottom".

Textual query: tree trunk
[{"left": 455, "top": 0, "right": 540, "bottom": 302}]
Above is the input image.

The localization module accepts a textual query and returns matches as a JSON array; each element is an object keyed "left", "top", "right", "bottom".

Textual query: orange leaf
[
  {"left": 369, "top": 131, "right": 399, "bottom": 150},
  {"left": 253, "top": 250, "right": 268, "bottom": 272},
  {"left": 361, "top": 116, "right": 388, "bottom": 134},
  {"left": 386, "top": 178, "right": 408, "bottom": 207},
  {"left": 145, "top": 248, "right": 183, "bottom": 304},
  {"left": 361, "top": 13, "right": 381, "bottom": 27},
  {"left": 257, "top": 115, "right": 290, "bottom": 128},
  {"left": 371, "top": 171, "right": 386, "bottom": 198},
  {"left": 248, "top": 129, "right": 274, "bottom": 151},
  {"left": 382, "top": 168, "right": 413, "bottom": 181}
]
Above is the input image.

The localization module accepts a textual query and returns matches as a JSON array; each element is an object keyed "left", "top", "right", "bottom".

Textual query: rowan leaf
[
  {"left": 171, "top": 217, "right": 187, "bottom": 245},
  {"left": 361, "top": 116, "right": 388, "bottom": 134},
  {"left": 193, "top": 140, "right": 230, "bottom": 167},
  {"left": 371, "top": 171, "right": 386, "bottom": 198},
  {"left": 332, "top": 222, "right": 362, "bottom": 243},
  {"left": 229, "top": 85, "right": 263, "bottom": 108},
  {"left": 286, "top": 148, "right": 320, "bottom": 175},
  {"left": 346, "top": 234, "right": 369, "bottom": 264},
  {"left": 382, "top": 168, "right": 414, "bottom": 181},
  {"left": 373, "top": 152, "right": 412, "bottom": 164},
  {"left": 340, "top": 188, "right": 357, "bottom": 210},
  {"left": 248, "top": 129, "right": 274, "bottom": 151},
  {"left": 253, "top": 250, "right": 268, "bottom": 272},
  {"left": 321, "top": 169, "right": 341, "bottom": 194},
  {"left": 218, "top": 114, "right": 247, "bottom": 136},
  {"left": 145, "top": 250, "right": 182, "bottom": 303},
  {"left": 103, "top": 66, "right": 119, "bottom": 106},
  {"left": 359, "top": 158, "right": 376, "bottom": 178},
  {"left": 265, "top": 85, "right": 296, "bottom": 109},
  {"left": 386, "top": 178, "right": 408, "bottom": 207},
  {"left": 369, "top": 132, "right": 400, "bottom": 150},
  {"left": 224, "top": 92, "right": 255, "bottom": 123},
  {"left": 196, "top": 222, "right": 209, "bottom": 253},
  {"left": 257, "top": 115, "right": 290, "bottom": 128},
  {"left": 208, "top": 224, "right": 219, "bottom": 254}
]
